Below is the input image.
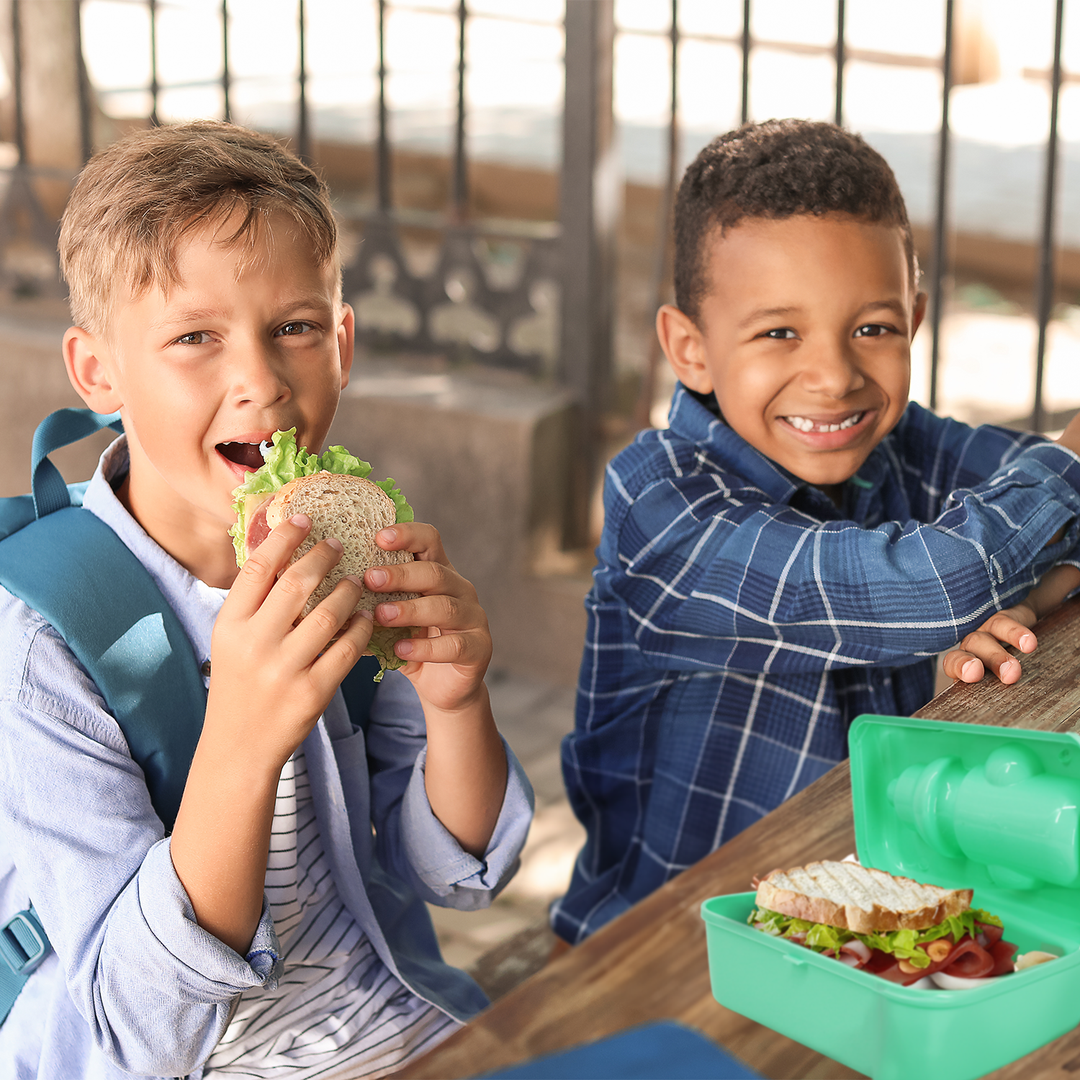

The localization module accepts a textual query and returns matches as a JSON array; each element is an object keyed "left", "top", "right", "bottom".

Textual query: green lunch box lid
[{"left": 849, "top": 713, "right": 1080, "bottom": 939}]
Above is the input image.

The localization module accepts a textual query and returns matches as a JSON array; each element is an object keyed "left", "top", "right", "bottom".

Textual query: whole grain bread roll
[
  {"left": 755, "top": 860, "right": 973, "bottom": 934},
  {"left": 264, "top": 471, "right": 418, "bottom": 619}
]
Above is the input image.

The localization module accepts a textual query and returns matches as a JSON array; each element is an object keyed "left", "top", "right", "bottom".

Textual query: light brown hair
[{"left": 59, "top": 120, "right": 338, "bottom": 334}]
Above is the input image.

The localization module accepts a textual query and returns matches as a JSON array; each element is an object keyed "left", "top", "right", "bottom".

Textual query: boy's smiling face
[
  {"left": 658, "top": 213, "right": 925, "bottom": 500},
  {"left": 64, "top": 211, "right": 353, "bottom": 585}
]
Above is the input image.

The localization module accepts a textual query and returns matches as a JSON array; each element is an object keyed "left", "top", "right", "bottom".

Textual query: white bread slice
[
  {"left": 264, "top": 473, "right": 419, "bottom": 670},
  {"left": 755, "top": 860, "right": 973, "bottom": 934}
]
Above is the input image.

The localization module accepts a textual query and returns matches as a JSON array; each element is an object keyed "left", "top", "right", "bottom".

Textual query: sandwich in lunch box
[{"left": 748, "top": 860, "right": 1054, "bottom": 989}]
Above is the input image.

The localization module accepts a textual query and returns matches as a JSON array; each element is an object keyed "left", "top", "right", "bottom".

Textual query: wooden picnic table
[{"left": 395, "top": 594, "right": 1080, "bottom": 1079}]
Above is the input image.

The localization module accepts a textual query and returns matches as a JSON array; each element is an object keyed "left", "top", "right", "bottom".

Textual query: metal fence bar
[
  {"left": 376, "top": 0, "right": 391, "bottom": 213},
  {"left": 833, "top": 0, "right": 845, "bottom": 126},
  {"left": 10, "top": 0, "right": 24, "bottom": 166},
  {"left": 635, "top": 0, "right": 679, "bottom": 429},
  {"left": 740, "top": 0, "right": 751, "bottom": 124},
  {"left": 560, "top": 0, "right": 616, "bottom": 546},
  {"left": 1032, "top": 0, "right": 1065, "bottom": 433},
  {"left": 221, "top": 0, "right": 231, "bottom": 122},
  {"left": 74, "top": 0, "right": 93, "bottom": 162},
  {"left": 928, "top": 0, "right": 954, "bottom": 413},
  {"left": 148, "top": 0, "right": 159, "bottom": 125},
  {"left": 452, "top": 0, "right": 468, "bottom": 220},
  {"left": 296, "top": 0, "right": 309, "bottom": 161}
]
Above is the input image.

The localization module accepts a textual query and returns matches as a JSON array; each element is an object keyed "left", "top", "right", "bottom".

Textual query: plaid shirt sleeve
[{"left": 601, "top": 414, "right": 1080, "bottom": 675}]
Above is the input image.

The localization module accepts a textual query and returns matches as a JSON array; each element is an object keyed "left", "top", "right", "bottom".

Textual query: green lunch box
[{"left": 700, "top": 714, "right": 1080, "bottom": 1080}]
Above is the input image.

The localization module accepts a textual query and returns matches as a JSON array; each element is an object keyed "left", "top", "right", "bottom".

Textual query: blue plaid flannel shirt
[{"left": 552, "top": 384, "right": 1080, "bottom": 943}]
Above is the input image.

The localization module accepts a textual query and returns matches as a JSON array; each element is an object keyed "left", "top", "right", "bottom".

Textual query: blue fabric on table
[{"left": 476, "top": 1020, "right": 761, "bottom": 1079}]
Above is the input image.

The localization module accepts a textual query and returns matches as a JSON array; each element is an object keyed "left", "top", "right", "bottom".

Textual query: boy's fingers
[
  {"left": 229, "top": 515, "right": 313, "bottom": 610},
  {"left": 977, "top": 611, "right": 1038, "bottom": 653},
  {"left": 311, "top": 608, "right": 376, "bottom": 686},
  {"left": 375, "top": 592, "right": 484, "bottom": 636},
  {"left": 376, "top": 522, "right": 448, "bottom": 565},
  {"left": 257, "top": 537, "right": 352, "bottom": 627},
  {"left": 291, "top": 575, "right": 370, "bottom": 655},
  {"left": 365, "top": 558, "right": 463, "bottom": 599},
  {"left": 949, "top": 631, "right": 1024, "bottom": 685},
  {"left": 392, "top": 626, "right": 488, "bottom": 668}
]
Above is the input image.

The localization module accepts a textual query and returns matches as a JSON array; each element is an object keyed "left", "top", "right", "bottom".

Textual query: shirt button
[{"left": 200, "top": 660, "right": 211, "bottom": 678}]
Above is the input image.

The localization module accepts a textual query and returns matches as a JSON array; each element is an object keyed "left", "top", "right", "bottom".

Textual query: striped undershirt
[{"left": 204, "top": 751, "right": 458, "bottom": 1078}]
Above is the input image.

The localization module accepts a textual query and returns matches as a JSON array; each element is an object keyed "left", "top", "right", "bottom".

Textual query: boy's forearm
[
  {"left": 1024, "top": 563, "right": 1080, "bottom": 621},
  {"left": 168, "top": 718, "right": 283, "bottom": 956},
  {"left": 421, "top": 685, "right": 508, "bottom": 859}
]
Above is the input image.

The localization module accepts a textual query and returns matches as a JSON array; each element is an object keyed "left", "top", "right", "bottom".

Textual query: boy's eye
[
  {"left": 276, "top": 320, "right": 314, "bottom": 337},
  {"left": 762, "top": 328, "right": 797, "bottom": 340},
  {"left": 854, "top": 323, "right": 892, "bottom": 338},
  {"left": 174, "top": 331, "right": 212, "bottom": 346}
]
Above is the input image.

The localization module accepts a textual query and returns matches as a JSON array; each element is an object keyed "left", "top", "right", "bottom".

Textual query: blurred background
[{"left": 2, "top": 0, "right": 1079, "bottom": 979}]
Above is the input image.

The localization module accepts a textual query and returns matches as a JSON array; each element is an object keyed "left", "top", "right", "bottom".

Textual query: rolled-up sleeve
[
  {"left": 398, "top": 742, "right": 533, "bottom": 904},
  {"left": 361, "top": 671, "right": 533, "bottom": 907}
]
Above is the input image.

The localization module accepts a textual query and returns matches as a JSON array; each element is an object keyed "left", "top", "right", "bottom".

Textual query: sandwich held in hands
[
  {"left": 747, "top": 860, "right": 1053, "bottom": 989},
  {"left": 229, "top": 429, "right": 417, "bottom": 677}
]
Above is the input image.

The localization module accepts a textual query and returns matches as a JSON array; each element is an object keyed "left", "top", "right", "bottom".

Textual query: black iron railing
[{"left": 0, "top": 0, "right": 1073, "bottom": 440}]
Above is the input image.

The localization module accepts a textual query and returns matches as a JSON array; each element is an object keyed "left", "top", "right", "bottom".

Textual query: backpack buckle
[{"left": 0, "top": 909, "right": 50, "bottom": 976}]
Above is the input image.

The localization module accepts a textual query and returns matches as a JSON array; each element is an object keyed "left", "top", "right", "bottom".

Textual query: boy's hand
[
  {"left": 940, "top": 605, "right": 1038, "bottom": 685},
  {"left": 207, "top": 514, "right": 375, "bottom": 768},
  {"left": 366, "top": 522, "right": 505, "bottom": 860},
  {"left": 942, "top": 564, "right": 1080, "bottom": 686},
  {"left": 364, "top": 522, "right": 492, "bottom": 711}
]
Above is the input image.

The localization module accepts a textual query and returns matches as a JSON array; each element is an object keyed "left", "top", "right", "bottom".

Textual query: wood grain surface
[{"left": 393, "top": 596, "right": 1080, "bottom": 1080}]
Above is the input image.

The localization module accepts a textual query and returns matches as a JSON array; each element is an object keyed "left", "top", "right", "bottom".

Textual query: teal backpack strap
[
  {"left": 0, "top": 408, "right": 207, "bottom": 829},
  {"left": 0, "top": 906, "right": 48, "bottom": 1024}
]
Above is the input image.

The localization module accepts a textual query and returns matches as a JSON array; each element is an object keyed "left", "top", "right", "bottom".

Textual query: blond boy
[{"left": 0, "top": 121, "right": 532, "bottom": 1078}]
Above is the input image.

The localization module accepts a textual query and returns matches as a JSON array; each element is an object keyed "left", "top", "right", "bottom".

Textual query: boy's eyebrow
[
  {"left": 148, "top": 295, "right": 336, "bottom": 332},
  {"left": 857, "top": 298, "right": 909, "bottom": 320},
  {"left": 147, "top": 306, "right": 223, "bottom": 331},
  {"left": 737, "top": 306, "right": 800, "bottom": 329},
  {"left": 737, "top": 298, "right": 910, "bottom": 329}
]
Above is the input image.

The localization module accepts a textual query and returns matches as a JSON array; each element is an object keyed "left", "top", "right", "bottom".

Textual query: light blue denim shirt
[{"left": 0, "top": 437, "right": 533, "bottom": 1079}]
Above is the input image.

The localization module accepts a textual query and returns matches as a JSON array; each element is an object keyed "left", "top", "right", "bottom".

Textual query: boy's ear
[
  {"left": 63, "top": 327, "right": 123, "bottom": 413},
  {"left": 911, "top": 291, "right": 928, "bottom": 339},
  {"left": 337, "top": 303, "right": 355, "bottom": 390},
  {"left": 655, "top": 304, "right": 713, "bottom": 395}
]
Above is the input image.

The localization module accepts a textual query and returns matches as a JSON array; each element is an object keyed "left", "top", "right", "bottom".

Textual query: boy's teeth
[{"left": 786, "top": 412, "right": 864, "bottom": 433}]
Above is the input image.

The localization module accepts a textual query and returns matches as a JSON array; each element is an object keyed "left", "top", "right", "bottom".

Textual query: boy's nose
[
  {"left": 801, "top": 341, "right": 866, "bottom": 398},
  {"left": 233, "top": 342, "right": 290, "bottom": 406}
]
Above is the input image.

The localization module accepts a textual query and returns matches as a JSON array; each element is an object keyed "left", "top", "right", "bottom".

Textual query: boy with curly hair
[{"left": 552, "top": 118, "right": 1080, "bottom": 945}]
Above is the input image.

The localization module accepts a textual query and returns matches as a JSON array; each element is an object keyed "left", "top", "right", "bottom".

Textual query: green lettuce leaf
[
  {"left": 228, "top": 428, "right": 416, "bottom": 678},
  {"left": 747, "top": 904, "right": 1000, "bottom": 970}
]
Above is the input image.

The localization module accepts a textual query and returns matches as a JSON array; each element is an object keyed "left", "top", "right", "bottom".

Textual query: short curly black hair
[{"left": 673, "top": 119, "right": 916, "bottom": 325}]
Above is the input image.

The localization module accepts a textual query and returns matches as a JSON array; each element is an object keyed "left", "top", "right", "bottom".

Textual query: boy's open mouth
[
  {"left": 217, "top": 441, "right": 267, "bottom": 469},
  {"left": 783, "top": 411, "right": 865, "bottom": 434}
]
